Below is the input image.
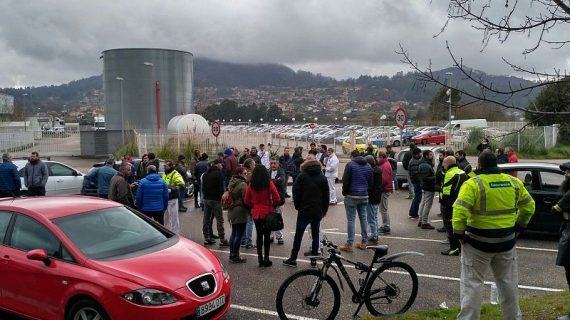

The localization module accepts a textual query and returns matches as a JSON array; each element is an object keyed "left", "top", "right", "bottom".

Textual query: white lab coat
[{"left": 325, "top": 154, "right": 339, "bottom": 178}]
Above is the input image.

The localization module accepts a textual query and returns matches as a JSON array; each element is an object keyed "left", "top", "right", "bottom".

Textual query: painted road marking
[
  {"left": 212, "top": 250, "right": 564, "bottom": 293},
  {"left": 289, "top": 231, "right": 557, "bottom": 253},
  {"left": 231, "top": 304, "right": 317, "bottom": 320}
]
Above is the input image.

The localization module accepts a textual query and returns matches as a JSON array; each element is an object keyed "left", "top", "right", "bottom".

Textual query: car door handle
[
  {"left": 56, "top": 179, "right": 63, "bottom": 183},
  {"left": 1, "top": 255, "right": 10, "bottom": 264}
]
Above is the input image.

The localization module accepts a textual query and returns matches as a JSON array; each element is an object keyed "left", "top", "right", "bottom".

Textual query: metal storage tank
[
  {"left": 167, "top": 114, "right": 210, "bottom": 135},
  {"left": 102, "top": 48, "right": 193, "bottom": 134}
]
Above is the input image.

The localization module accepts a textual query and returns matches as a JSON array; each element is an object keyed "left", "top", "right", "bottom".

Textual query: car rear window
[{"left": 54, "top": 207, "right": 170, "bottom": 260}]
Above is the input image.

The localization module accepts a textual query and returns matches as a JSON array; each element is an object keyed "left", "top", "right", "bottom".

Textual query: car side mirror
[
  {"left": 72, "top": 170, "right": 80, "bottom": 176},
  {"left": 27, "top": 249, "right": 51, "bottom": 266}
]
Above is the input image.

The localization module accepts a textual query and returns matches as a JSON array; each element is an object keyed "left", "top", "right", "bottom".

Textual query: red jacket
[
  {"left": 379, "top": 158, "right": 394, "bottom": 192},
  {"left": 244, "top": 181, "right": 281, "bottom": 220},
  {"left": 508, "top": 152, "right": 518, "bottom": 163}
]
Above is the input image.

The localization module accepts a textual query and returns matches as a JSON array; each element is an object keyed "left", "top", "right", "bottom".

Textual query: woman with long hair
[
  {"left": 554, "top": 162, "right": 570, "bottom": 290},
  {"left": 245, "top": 165, "right": 281, "bottom": 267}
]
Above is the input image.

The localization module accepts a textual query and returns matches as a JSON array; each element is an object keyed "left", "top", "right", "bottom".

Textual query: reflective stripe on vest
[
  {"left": 472, "top": 175, "right": 519, "bottom": 215},
  {"left": 442, "top": 166, "right": 465, "bottom": 196}
]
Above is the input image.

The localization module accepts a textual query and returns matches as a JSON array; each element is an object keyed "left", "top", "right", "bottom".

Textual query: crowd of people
[{"left": 0, "top": 138, "right": 569, "bottom": 319}]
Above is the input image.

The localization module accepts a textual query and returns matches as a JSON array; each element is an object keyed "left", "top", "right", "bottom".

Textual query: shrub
[{"left": 115, "top": 141, "right": 139, "bottom": 159}]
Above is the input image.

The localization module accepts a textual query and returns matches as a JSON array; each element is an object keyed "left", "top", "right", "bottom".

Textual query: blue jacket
[
  {"left": 136, "top": 173, "right": 169, "bottom": 212},
  {"left": 342, "top": 156, "right": 373, "bottom": 197},
  {"left": 87, "top": 165, "right": 117, "bottom": 195},
  {"left": 0, "top": 161, "right": 21, "bottom": 192}
]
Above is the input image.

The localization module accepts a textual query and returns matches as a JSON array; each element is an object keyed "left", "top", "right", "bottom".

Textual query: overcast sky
[{"left": 0, "top": 0, "right": 568, "bottom": 87}]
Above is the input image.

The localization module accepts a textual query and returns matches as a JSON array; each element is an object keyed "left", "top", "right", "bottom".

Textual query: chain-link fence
[{"left": 0, "top": 127, "right": 80, "bottom": 157}]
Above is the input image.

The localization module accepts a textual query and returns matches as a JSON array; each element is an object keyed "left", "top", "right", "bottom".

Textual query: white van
[{"left": 444, "top": 119, "right": 488, "bottom": 131}]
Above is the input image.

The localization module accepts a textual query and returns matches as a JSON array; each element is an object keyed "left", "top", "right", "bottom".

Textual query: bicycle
[{"left": 275, "top": 238, "right": 423, "bottom": 320}]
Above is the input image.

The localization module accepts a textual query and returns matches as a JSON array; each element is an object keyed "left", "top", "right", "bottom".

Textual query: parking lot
[{"left": 179, "top": 186, "right": 565, "bottom": 319}]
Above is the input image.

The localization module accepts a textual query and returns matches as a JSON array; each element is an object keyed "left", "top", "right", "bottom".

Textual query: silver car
[
  {"left": 14, "top": 159, "right": 84, "bottom": 195},
  {"left": 395, "top": 146, "right": 443, "bottom": 188}
]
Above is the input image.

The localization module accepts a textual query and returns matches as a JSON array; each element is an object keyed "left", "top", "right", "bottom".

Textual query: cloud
[{"left": 0, "top": 0, "right": 568, "bottom": 87}]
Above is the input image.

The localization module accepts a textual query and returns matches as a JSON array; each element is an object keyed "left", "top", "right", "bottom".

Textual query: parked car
[
  {"left": 395, "top": 146, "right": 443, "bottom": 188},
  {"left": 498, "top": 163, "right": 565, "bottom": 234},
  {"left": 342, "top": 137, "right": 367, "bottom": 154},
  {"left": 14, "top": 160, "right": 84, "bottom": 195},
  {"left": 412, "top": 130, "right": 447, "bottom": 145},
  {"left": 0, "top": 196, "right": 231, "bottom": 320}
]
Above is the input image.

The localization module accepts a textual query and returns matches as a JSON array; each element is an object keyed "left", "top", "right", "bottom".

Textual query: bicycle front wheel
[
  {"left": 276, "top": 269, "right": 341, "bottom": 320},
  {"left": 364, "top": 261, "right": 419, "bottom": 316}
]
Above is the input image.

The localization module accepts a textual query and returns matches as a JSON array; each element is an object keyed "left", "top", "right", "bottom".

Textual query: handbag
[
  {"left": 168, "top": 186, "right": 179, "bottom": 200},
  {"left": 265, "top": 191, "right": 284, "bottom": 231}
]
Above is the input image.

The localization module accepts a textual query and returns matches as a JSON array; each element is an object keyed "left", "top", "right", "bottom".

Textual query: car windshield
[{"left": 53, "top": 207, "right": 170, "bottom": 260}]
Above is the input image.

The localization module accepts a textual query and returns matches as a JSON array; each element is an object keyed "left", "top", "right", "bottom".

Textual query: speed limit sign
[
  {"left": 394, "top": 107, "right": 407, "bottom": 129},
  {"left": 211, "top": 121, "right": 221, "bottom": 137},
  {"left": 309, "top": 123, "right": 316, "bottom": 129}
]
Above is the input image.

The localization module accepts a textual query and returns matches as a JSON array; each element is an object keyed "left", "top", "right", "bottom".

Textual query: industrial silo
[{"left": 102, "top": 48, "right": 194, "bottom": 134}]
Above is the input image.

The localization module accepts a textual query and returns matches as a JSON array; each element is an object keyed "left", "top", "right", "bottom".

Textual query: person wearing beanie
[
  {"left": 223, "top": 147, "right": 238, "bottom": 186},
  {"left": 193, "top": 153, "right": 209, "bottom": 209},
  {"left": 227, "top": 166, "right": 250, "bottom": 263},
  {"left": 0, "top": 153, "right": 21, "bottom": 198}
]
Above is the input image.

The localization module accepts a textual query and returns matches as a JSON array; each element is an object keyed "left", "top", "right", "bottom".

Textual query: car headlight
[{"left": 122, "top": 288, "right": 177, "bottom": 306}]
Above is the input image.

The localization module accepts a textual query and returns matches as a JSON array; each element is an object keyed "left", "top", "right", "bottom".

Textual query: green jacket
[
  {"left": 163, "top": 170, "right": 185, "bottom": 187},
  {"left": 228, "top": 176, "right": 250, "bottom": 224}
]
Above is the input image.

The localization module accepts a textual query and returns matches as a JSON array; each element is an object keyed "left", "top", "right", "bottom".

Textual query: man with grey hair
[
  {"left": 0, "top": 153, "right": 21, "bottom": 198},
  {"left": 109, "top": 162, "right": 136, "bottom": 208}
]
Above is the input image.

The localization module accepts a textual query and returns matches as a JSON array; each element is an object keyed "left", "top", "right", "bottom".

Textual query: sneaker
[
  {"left": 421, "top": 224, "right": 435, "bottom": 230},
  {"left": 339, "top": 244, "right": 353, "bottom": 253},
  {"left": 379, "top": 226, "right": 391, "bottom": 234},
  {"left": 356, "top": 243, "right": 367, "bottom": 250},
  {"left": 405, "top": 195, "right": 412, "bottom": 199},
  {"left": 179, "top": 206, "right": 188, "bottom": 212},
  {"left": 203, "top": 239, "right": 216, "bottom": 246},
  {"left": 212, "top": 234, "right": 220, "bottom": 239},
  {"left": 263, "top": 260, "right": 273, "bottom": 267},
  {"left": 277, "top": 239, "right": 284, "bottom": 245},
  {"left": 417, "top": 221, "right": 422, "bottom": 227},
  {"left": 368, "top": 238, "right": 379, "bottom": 245},
  {"left": 230, "top": 257, "right": 247, "bottom": 263},
  {"left": 245, "top": 244, "right": 256, "bottom": 250},
  {"left": 409, "top": 216, "right": 419, "bottom": 220},
  {"left": 329, "top": 202, "right": 337, "bottom": 206},
  {"left": 441, "top": 248, "right": 460, "bottom": 256},
  {"left": 219, "top": 240, "right": 230, "bottom": 248},
  {"left": 283, "top": 258, "right": 297, "bottom": 267},
  {"left": 437, "top": 227, "right": 447, "bottom": 233}
]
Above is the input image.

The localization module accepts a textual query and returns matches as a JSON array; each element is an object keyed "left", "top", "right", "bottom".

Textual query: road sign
[
  {"left": 211, "top": 121, "right": 221, "bottom": 137},
  {"left": 394, "top": 107, "right": 407, "bottom": 129},
  {"left": 309, "top": 123, "right": 316, "bottom": 129}
]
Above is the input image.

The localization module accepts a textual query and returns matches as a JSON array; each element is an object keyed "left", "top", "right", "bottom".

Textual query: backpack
[{"left": 221, "top": 189, "right": 233, "bottom": 210}]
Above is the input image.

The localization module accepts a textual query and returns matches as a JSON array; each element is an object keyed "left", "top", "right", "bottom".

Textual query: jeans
[
  {"left": 143, "top": 210, "right": 165, "bottom": 225},
  {"left": 241, "top": 215, "right": 254, "bottom": 246},
  {"left": 254, "top": 219, "right": 272, "bottom": 263},
  {"left": 457, "top": 244, "right": 521, "bottom": 320},
  {"left": 344, "top": 196, "right": 369, "bottom": 245},
  {"left": 419, "top": 190, "right": 435, "bottom": 225},
  {"left": 229, "top": 223, "right": 246, "bottom": 258},
  {"left": 442, "top": 204, "right": 460, "bottom": 250},
  {"left": 409, "top": 183, "right": 422, "bottom": 218},
  {"left": 290, "top": 214, "right": 321, "bottom": 260},
  {"left": 178, "top": 185, "right": 186, "bottom": 208},
  {"left": 28, "top": 186, "right": 46, "bottom": 196},
  {"left": 379, "top": 192, "right": 392, "bottom": 227},
  {"left": 367, "top": 203, "right": 379, "bottom": 240},
  {"left": 392, "top": 169, "right": 398, "bottom": 190},
  {"left": 203, "top": 200, "right": 225, "bottom": 241},
  {"left": 407, "top": 175, "right": 414, "bottom": 198}
]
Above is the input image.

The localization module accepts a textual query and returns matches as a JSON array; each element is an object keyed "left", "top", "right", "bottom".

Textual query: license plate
[{"left": 196, "top": 294, "right": 225, "bottom": 318}]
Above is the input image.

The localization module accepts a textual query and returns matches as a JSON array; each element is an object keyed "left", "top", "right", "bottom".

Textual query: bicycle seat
[{"left": 367, "top": 245, "right": 388, "bottom": 258}]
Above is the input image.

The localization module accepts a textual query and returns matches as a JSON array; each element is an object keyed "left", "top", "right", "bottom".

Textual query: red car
[
  {"left": 412, "top": 130, "right": 447, "bottom": 145},
  {"left": 0, "top": 196, "right": 231, "bottom": 320}
]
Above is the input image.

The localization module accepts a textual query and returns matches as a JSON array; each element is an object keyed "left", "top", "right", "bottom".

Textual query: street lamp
[
  {"left": 116, "top": 76, "right": 125, "bottom": 146},
  {"left": 445, "top": 72, "right": 453, "bottom": 128},
  {"left": 292, "top": 117, "right": 296, "bottom": 122},
  {"left": 143, "top": 62, "right": 161, "bottom": 136}
]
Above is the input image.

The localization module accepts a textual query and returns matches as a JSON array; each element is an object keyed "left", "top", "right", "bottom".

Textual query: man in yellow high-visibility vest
[{"left": 453, "top": 150, "right": 535, "bottom": 320}]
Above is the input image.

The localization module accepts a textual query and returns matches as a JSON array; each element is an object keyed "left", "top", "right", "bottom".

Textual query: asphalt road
[{"left": 178, "top": 185, "right": 566, "bottom": 319}]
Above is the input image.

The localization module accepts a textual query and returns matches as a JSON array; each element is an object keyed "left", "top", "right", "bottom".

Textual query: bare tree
[{"left": 398, "top": 0, "right": 570, "bottom": 117}]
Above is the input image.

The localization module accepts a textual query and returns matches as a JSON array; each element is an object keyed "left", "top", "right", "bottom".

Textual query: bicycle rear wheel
[
  {"left": 364, "top": 261, "right": 418, "bottom": 316},
  {"left": 276, "top": 269, "right": 341, "bottom": 320}
]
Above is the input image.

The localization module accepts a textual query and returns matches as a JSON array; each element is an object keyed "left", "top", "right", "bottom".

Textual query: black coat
[
  {"left": 457, "top": 158, "right": 473, "bottom": 175},
  {"left": 292, "top": 159, "right": 330, "bottom": 220},
  {"left": 202, "top": 167, "right": 225, "bottom": 201},
  {"left": 557, "top": 185, "right": 570, "bottom": 267},
  {"left": 368, "top": 166, "right": 382, "bottom": 205},
  {"left": 418, "top": 158, "right": 437, "bottom": 192}
]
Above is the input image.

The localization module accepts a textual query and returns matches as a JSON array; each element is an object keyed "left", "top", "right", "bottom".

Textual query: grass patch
[{"left": 366, "top": 292, "right": 569, "bottom": 319}]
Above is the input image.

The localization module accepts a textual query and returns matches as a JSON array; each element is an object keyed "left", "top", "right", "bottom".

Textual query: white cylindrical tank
[{"left": 167, "top": 114, "right": 210, "bottom": 135}]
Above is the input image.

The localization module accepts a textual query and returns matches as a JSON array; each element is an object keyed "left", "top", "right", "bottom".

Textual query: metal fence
[{"left": 0, "top": 127, "right": 80, "bottom": 157}]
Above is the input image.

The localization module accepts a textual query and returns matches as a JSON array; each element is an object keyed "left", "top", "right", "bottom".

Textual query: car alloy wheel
[{"left": 73, "top": 307, "right": 102, "bottom": 320}]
